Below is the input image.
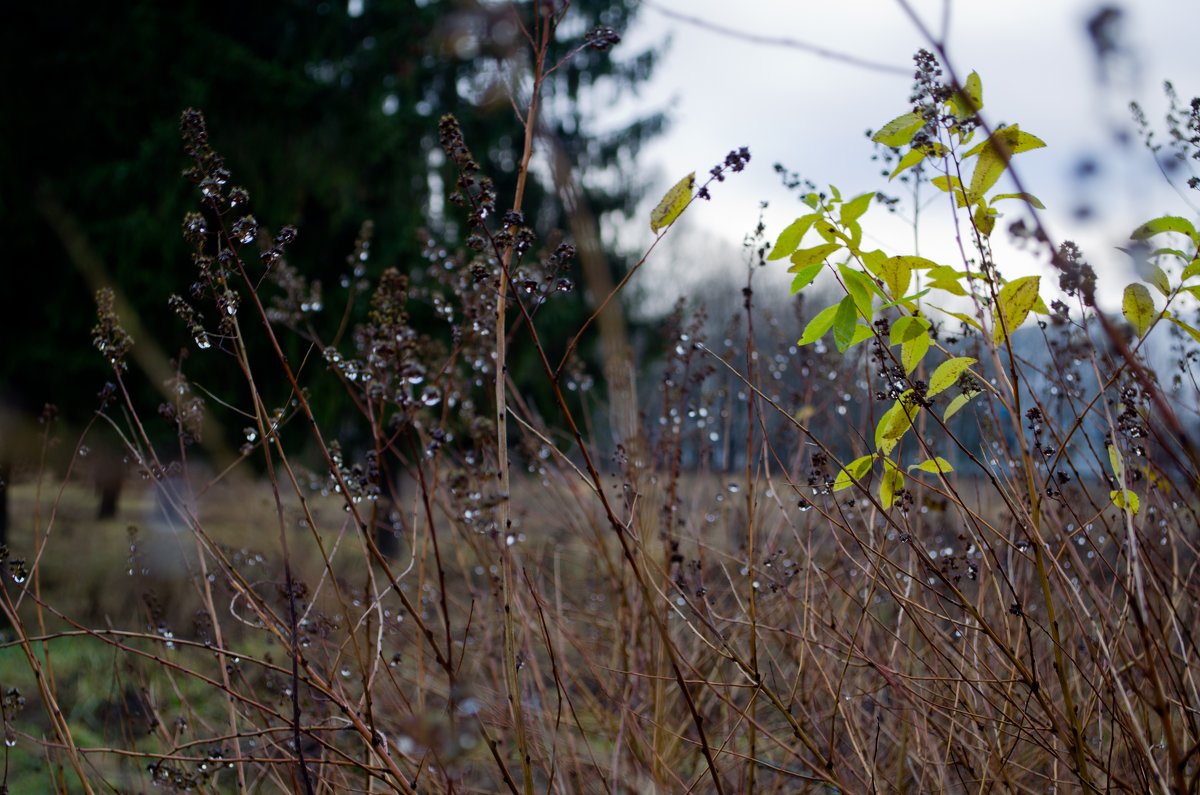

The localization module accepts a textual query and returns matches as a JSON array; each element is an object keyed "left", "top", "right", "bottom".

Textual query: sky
[{"left": 607, "top": 0, "right": 1200, "bottom": 310}]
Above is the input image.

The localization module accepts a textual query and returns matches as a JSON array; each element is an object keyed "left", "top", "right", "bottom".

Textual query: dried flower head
[{"left": 93, "top": 287, "right": 133, "bottom": 371}]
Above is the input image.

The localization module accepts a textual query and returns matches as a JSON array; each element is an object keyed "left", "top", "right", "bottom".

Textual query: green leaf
[
  {"left": 872, "top": 112, "right": 924, "bottom": 147},
  {"left": 789, "top": 263, "right": 824, "bottom": 293},
  {"left": 650, "top": 172, "right": 695, "bottom": 233},
  {"left": 949, "top": 71, "right": 983, "bottom": 119},
  {"left": 839, "top": 264, "right": 876, "bottom": 316},
  {"left": 889, "top": 148, "right": 926, "bottom": 180},
  {"left": 1180, "top": 258, "right": 1200, "bottom": 281},
  {"left": 1168, "top": 315, "right": 1200, "bottom": 345},
  {"left": 993, "top": 275, "right": 1041, "bottom": 343},
  {"left": 1131, "top": 215, "right": 1197, "bottom": 241},
  {"left": 1145, "top": 264, "right": 1171, "bottom": 298},
  {"left": 1122, "top": 283, "right": 1155, "bottom": 337},
  {"left": 815, "top": 220, "right": 845, "bottom": 244},
  {"left": 1110, "top": 489, "right": 1140, "bottom": 515},
  {"left": 901, "top": 333, "right": 930, "bottom": 374},
  {"left": 879, "top": 462, "right": 903, "bottom": 509},
  {"left": 931, "top": 174, "right": 964, "bottom": 195},
  {"left": 832, "top": 296, "right": 859, "bottom": 353},
  {"left": 991, "top": 192, "right": 1046, "bottom": 209},
  {"left": 860, "top": 249, "right": 887, "bottom": 272},
  {"left": 928, "top": 356, "right": 976, "bottom": 397},
  {"left": 788, "top": 243, "right": 842, "bottom": 270},
  {"left": 880, "top": 288, "right": 930, "bottom": 311},
  {"left": 1151, "top": 247, "right": 1190, "bottom": 261},
  {"left": 890, "top": 314, "right": 929, "bottom": 345},
  {"left": 840, "top": 192, "right": 875, "bottom": 227},
  {"left": 798, "top": 303, "right": 839, "bottom": 345},
  {"left": 974, "top": 202, "right": 996, "bottom": 237},
  {"left": 768, "top": 214, "right": 820, "bottom": 260},
  {"left": 833, "top": 454, "right": 876, "bottom": 492},
  {"left": 847, "top": 324, "right": 875, "bottom": 348},
  {"left": 943, "top": 390, "right": 977, "bottom": 421},
  {"left": 909, "top": 457, "right": 954, "bottom": 474},
  {"left": 966, "top": 126, "right": 1046, "bottom": 201}
]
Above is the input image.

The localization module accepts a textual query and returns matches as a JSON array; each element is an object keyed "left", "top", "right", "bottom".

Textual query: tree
[{"left": 0, "top": 0, "right": 663, "bottom": 441}]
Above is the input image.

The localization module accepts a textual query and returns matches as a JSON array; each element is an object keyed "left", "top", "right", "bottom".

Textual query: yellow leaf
[
  {"left": 966, "top": 126, "right": 1046, "bottom": 201},
  {"left": 872, "top": 112, "right": 924, "bottom": 147},
  {"left": 1110, "top": 489, "right": 1140, "bottom": 515},
  {"left": 973, "top": 202, "right": 996, "bottom": 237},
  {"left": 650, "top": 172, "right": 695, "bottom": 234},
  {"left": 909, "top": 457, "right": 954, "bottom": 474},
  {"left": 901, "top": 334, "right": 929, "bottom": 375},
  {"left": 928, "top": 357, "right": 976, "bottom": 398},
  {"left": 890, "top": 148, "right": 925, "bottom": 180},
  {"left": 1107, "top": 443, "right": 1124, "bottom": 481},
  {"left": 993, "top": 275, "right": 1041, "bottom": 344},
  {"left": 788, "top": 243, "right": 842, "bottom": 271},
  {"left": 943, "top": 391, "right": 977, "bottom": 421},
  {"left": 1121, "top": 283, "right": 1155, "bottom": 337},
  {"left": 768, "top": 213, "right": 820, "bottom": 260},
  {"left": 876, "top": 256, "right": 912, "bottom": 298},
  {"left": 875, "top": 394, "right": 916, "bottom": 455},
  {"left": 833, "top": 454, "right": 876, "bottom": 492},
  {"left": 949, "top": 71, "right": 983, "bottom": 119},
  {"left": 879, "top": 462, "right": 903, "bottom": 509}
]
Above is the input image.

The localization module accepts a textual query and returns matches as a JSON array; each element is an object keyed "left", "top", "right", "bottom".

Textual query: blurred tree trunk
[
  {"left": 94, "top": 444, "right": 124, "bottom": 520},
  {"left": 547, "top": 136, "right": 642, "bottom": 458}
]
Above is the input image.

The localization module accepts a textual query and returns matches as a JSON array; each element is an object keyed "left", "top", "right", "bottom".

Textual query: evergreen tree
[{"left": 0, "top": 0, "right": 663, "bottom": 436}]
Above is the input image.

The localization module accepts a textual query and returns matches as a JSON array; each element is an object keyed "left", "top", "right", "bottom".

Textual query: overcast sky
[{"left": 608, "top": 0, "right": 1200, "bottom": 309}]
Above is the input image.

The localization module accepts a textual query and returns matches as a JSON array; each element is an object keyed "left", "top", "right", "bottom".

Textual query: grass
[
  {"left": 5, "top": 7, "right": 1200, "bottom": 793},
  {"left": 3, "top": 456, "right": 1196, "bottom": 792}
]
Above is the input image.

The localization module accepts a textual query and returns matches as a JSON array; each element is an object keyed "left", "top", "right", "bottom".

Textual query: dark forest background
[{"left": 0, "top": 0, "right": 664, "bottom": 445}]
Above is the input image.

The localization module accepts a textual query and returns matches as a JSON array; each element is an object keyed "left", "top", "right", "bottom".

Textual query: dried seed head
[{"left": 92, "top": 287, "right": 133, "bottom": 371}]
